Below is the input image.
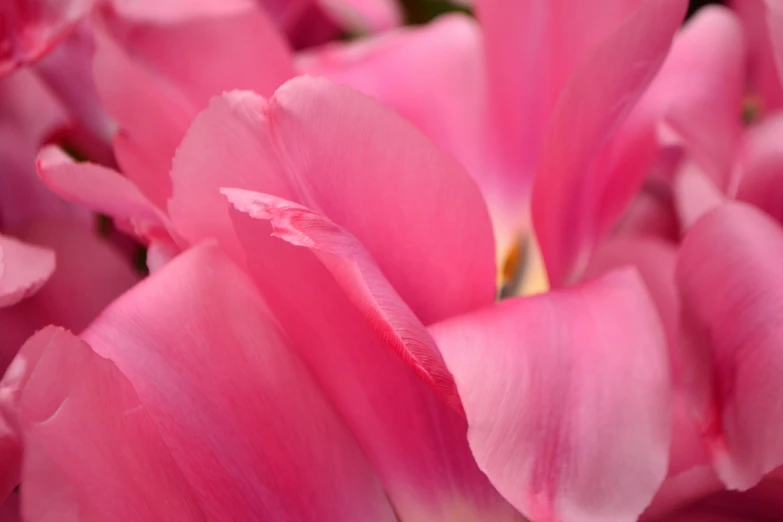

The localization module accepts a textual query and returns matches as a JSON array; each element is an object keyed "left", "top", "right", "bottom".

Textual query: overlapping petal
[
  {"left": 165, "top": 77, "right": 516, "bottom": 520},
  {"left": 0, "top": 69, "right": 87, "bottom": 227},
  {"left": 0, "top": 218, "right": 140, "bottom": 373},
  {"left": 478, "top": 0, "right": 645, "bottom": 191},
  {"left": 0, "top": 0, "right": 93, "bottom": 75},
  {"left": 430, "top": 269, "right": 672, "bottom": 522},
  {"left": 298, "top": 14, "right": 486, "bottom": 195},
  {"left": 532, "top": 0, "right": 687, "bottom": 287},
  {"left": 223, "top": 189, "right": 460, "bottom": 410},
  {"left": 32, "top": 23, "right": 114, "bottom": 164},
  {"left": 582, "top": 237, "right": 709, "bottom": 478},
  {"left": 169, "top": 77, "right": 496, "bottom": 324},
  {"left": 36, "top": 146, "right": 174, "bottom": 241},
  {"left": 14, "top": 327, "right": 208, "bottom": 521},
  {"left": 225, "top": 199, "right": 522, "bottom": 521},
  {"left": 655, "top": 470, "right": 783, "bottom": 521},
  {"left": 616, "top": 6, "right": 746, "bottom": 195},
  {"left": 0, "top": 235, "right": 54, "bottom": 309},
  {"left": 677, "top": 202, "right": 783, "bottom": 490},
  {"left": 8, "top": 244, "right": 399, "bottom": 520},
  {"left": 92, "top": 2, "right": 294, "bottom": 207},
  {"left": 673, "top": 161, "right": 726, "bottom": 231},
  {"left": 764, "top": 0, "right": 783, "bottom": 90},
  {"left": 736, "top": 113, "right": 783, "bottom": 223}
]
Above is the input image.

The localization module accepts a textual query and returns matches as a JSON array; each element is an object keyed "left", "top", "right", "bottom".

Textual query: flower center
[{"left": 497, "top": 232, "right": 549, "bottom": 299}]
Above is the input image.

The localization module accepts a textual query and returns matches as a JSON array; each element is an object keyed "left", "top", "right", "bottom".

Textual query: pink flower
[
  {"left": 14, "top": 72, "right": 678, "bottom": 522},
  {"left": 0, "top": 2, "right": 138, "bottom": 376},
  {"left": 8, "top": 2, "right": 783, "bottom": 522},
  {"left": 296, "top": 2, "right": 783, "bottom": 519}
]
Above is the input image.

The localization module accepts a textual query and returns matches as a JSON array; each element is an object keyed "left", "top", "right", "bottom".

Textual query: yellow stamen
[{"left": 497, "top": 232, "right": 550, "bottom": 299}]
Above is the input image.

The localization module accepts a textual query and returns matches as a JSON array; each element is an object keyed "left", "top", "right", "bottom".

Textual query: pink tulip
[
  {"left": 300, "top": 0, "right": 693, "bottom": 274},
  {"left": 12, "top": 76, "right": 511, "bottom": 519},
  {"left": 26, "top": 1, "right": 738, "bottom": 520},
  {"left": 13, "top": 2, "right": 783, "bottom": 522},
  {"left": 6, "top": 75, "right": 679, "bottom": 522}
]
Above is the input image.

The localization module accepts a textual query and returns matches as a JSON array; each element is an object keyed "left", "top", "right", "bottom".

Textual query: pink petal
[
  {"left": 0, "top": 219, "right": 139, "bottom": 374},
  {"left": 297, "top": 14, "right": 486, "bottom": 203},
  {"left": 429, "top": 269, "right": 672, "bottom": 522},
  {"left": 660, "top": 471, "right": 783, "bottom": 521},
  {"left": 296, "top": 14, "right": 515, "bottom": 256},
  {"left": 613, "top": 149, "right": 684, "bottom": 242},
  {"left": 0, "top": 234, "right": 54, "bottom": 308},
  {"left": 36, "top": 145, "right": 175, "bottom": 243},
  {"left": 92, "top": 3, "right": 294, "bottom": 207},
  {"left": 0, "top": 493, "right": 18, "bottom": 522},
  {"left": 225, "top": 199, "right": 523, "bottom": 520},
  {"left": 169, "top": 77, "right": 496, "bottom": 325},
  {"left": 0, "top": 69, "right": 89, "bottom": 227},
  {"left": 643, "top": 466, "right": 724, "bottom": 520},
  {"left": 673, "top": 161, "right": 726, "bottom": 231},
  {"left": 765, "top": 0, "right": 783, "bottom": 92},
  {"left": 110, "top": 0, "right": 257, "bottom": 22},
  {"left": 655, "top": 7, "right": 745, "bottom": 188},
  {"left": 14, "top": 327, "right": 207, "bottom": 521},
  {"left": 582, "top": 237, "right": 709, "bottom": 477},
  {"left": 315, "top": 0, "right": 401, "bottom": 33},
  {"left": 91, "top": 22, "right": 192, "bottom": 208},
  {"left": 478, "top": 0, "right": 668, "bottom": 249},
  {"left": 614, "top": 188, "right": 679, "bottom": 242},
  {"left": 531, "top": 0, "right": 687, "bottom": 287},
  {"left": 0, "top": 415, "right": 20, "bottom": 505},
  {"left": 170, "top": 78, "right": 511, "bottom": 519},
  {"left": 0, "top": 0, "right": 93, "bottom": 75},
  {"left": 736, "top": 113, "right": 783, "bottom": 224},
  {"left": 615, "top": 6, "right": 746, "bottom": 194},
  {"left": 677, "top": 202, "right": 783, "bottom": 490},
  {"left": 0, "top": 68, "right": 67, "bottom": 144},
  {"left": 223, "top": 188, "right": 461, "bottom": 411},
  {"left": 79, "top": 244, "right": 397, "bottom": 520},
  {"left": 478, "top": 0, "right": 646, "bottom": 207},
  {"left": 584, "top": 237, "right": 678, "bottom": 351},
  {"left": 32, "top": 23, "right": 114, "bottom": 165}
]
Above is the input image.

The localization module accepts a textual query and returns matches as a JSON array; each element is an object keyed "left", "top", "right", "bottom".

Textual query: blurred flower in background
[
  {"left": 3, "top": 1, "right": 783, "bottom": 522},
  {"left": 0, "top": 0, "right": 138, "bottom": 377}
]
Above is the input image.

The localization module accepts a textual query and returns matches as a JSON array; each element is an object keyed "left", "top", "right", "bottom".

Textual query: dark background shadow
[{"left": 399, "top": 0, "right": 726, "bottom": 25}]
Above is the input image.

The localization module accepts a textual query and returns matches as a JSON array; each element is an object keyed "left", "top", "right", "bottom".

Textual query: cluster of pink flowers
[{"left": 1, "top": 0, "right": 782, "bottom": 520}]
